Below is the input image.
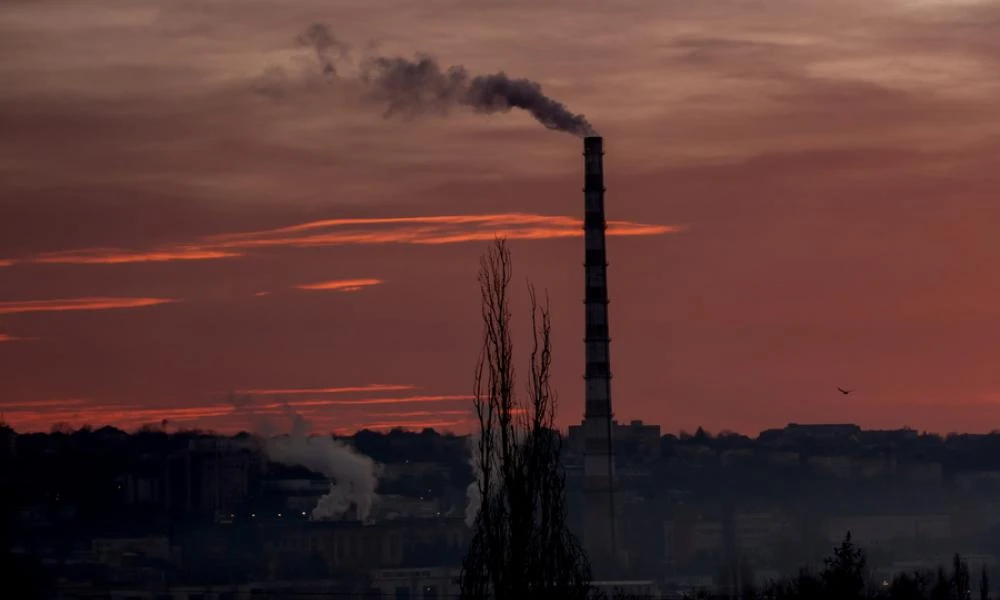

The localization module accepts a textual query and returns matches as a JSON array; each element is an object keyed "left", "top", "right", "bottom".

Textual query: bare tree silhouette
[{"left": 459, "top": 238, "right": 592, "bottom": 600}]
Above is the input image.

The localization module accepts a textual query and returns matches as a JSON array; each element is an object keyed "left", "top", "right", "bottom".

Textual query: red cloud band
[
  {"left": 2, "top": 392, "right": 476, "bottom": 433},
  {"left": 295, "top": 278, "right": 383, "bottom": 292},
  {"left": 9, "top": 213, "right": 681, "bottom": 266},
  {"left": 0, "top": 297, "right": 176, "bottom": 315},
  {"left": 236, "top": 383, "right": 414, "bottom": 395}
]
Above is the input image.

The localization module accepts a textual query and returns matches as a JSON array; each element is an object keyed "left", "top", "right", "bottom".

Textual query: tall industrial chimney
[{"left": 581, "top": 136, "right": 625, "bottom": 577}]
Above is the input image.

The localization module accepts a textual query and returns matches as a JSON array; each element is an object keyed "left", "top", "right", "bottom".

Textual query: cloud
[
  {"left": 0, "top": 333, "right": 37, "bottom": 342},
  {"left": 31, "top": 247, "right": 242, "bottom": 265},
  {"left": 270, "top": 394, "right": 473, "bottom": 408},
  {"left": 374, "top": 409, "right": 471, "bottom": 418},
  {"left": 0, "top": 260, "right": 12, "bottom": 268},
  {"left": 356, "top": 419, "right": 469, "bottom": 431},
  {"left": 1, "top": 392, "right": 474, "bottom": 433},
  {"left": 0, "top": 297, "right": 176, "bottom": 315},
  {"left": 236, "top": 383, "right": 414, "bottom": 395},
  {"left": 4, "top": 404, "right": 240, "bottom": 431},
  {"left": 0, "top": 398, "right": 89, "bottom": 410},
  {"left": 205, "top": 213, "right": 675, "bottom": 248},
  {"left": 9, "top": 213, "right": 679, "bottom": 267},
  {"left": 295, "top": 278, "right": 383, "bottom": 292}
]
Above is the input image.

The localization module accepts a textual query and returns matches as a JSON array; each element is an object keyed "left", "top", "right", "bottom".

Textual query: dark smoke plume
[
  {"left": 297, "top": 23, "right": 349, "bottom": 76},
  {"left": 293, "top": 24, "right": 597, "bottom": 137}
]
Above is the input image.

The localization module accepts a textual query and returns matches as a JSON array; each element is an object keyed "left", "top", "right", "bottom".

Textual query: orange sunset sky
[{"left": 3, "top": 0, "right": 1000, "bottom": 435}]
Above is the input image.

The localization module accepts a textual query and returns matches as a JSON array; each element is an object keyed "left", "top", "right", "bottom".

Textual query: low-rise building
[
  {"left": 807, "top": 455, "right": 852, "bottom": 478},
  {"left": 955, "top": 471, "right": 1000, "bottom": 493},
  {"left": 55, "top": 579, "right": 359, "bottom": 600},
  {"left": 370, "top": 566, "right": 460, "bottom": 599},
  {"left": 855, "top": 455, "right": 897, "bottom": 479},
  {"left": 665, "top": 517, "right": 724, "bottom": 564},
  {"left": 720, "top": 449, "right": 753, "bottom": 466},
  {"left": 900, "top": 462, "right": 943, "bottom": 486},
  {"left": 734, "top": 512, "right": 794, "bottom": 559},
  {"left": 591, "top": 580, "right": 659, "bottom": 599},
  {"left": 826, "top": 514, "right": 951, "bottom": 548},
  {"left": 261, "top": 519, "right": 469, "bottom": 578},
  {"left": 92, "top": 536, "right": 172, "bottom": 567},
  {"left": 566, "top": 419, "right": 662, "bottom": 464}
]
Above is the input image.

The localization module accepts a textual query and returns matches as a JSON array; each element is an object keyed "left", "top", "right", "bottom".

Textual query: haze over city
[{"left": 5, "top": 0, "right": 1000, "bottom": 436}]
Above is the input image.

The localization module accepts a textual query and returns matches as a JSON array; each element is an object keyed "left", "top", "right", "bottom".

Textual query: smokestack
[
  {"left": 583, "top": 136, "right": 611, "bottom": 419},
  {"left": 580, "top": 136, "right": 626, "bottom": 577}
]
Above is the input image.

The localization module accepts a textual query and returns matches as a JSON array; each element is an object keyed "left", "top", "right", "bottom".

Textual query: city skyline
[{"left": 5, "top": 0, "right": 1000, "bottom": 434}]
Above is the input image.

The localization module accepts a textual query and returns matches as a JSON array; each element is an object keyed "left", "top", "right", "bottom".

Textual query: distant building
[
  {"left": 760, "top": 423, "right": 861, "bottom": 447},
  {"left": 58, "top": 579, "right": 360, "bottom": 600},
  {"left": 90, "top": 535, "right": 175, "bottom": 587},
  {"left": 855, "top": 454, "right": 897, "bottom": 479},
  {"left": 782, "top": 423, "right": 862, "bottom": 443},
  {"left": 566, "top": 419, "right": 662, "bottom": 463},
  {"left": 861, "top": 428, "right": 919, "bottom": 444},
  {"left": 591, "top": 580, "right": 660, "bottom": 599},
  {"left": 720, "top": 448, "right": 753, "bottom": 466},
  {"left": 826, "top": 514, "right": 952, "bottom": 548},
  {"left": 665, "top": 516, "right": 725, "bottom": 564},
  {"left": 733, "top": 512, "right": 794, "bottom": 558},
  {"left": 616, "top": 420, "right": 662, "bottom": 462},
  {"left": 370, "top": 566, "right": 460, "bottom": 599},
  {"left": 900, "top": 461, "right": 944, "bottom": 486},
  {"left": 165, "top": 440, "right": 255, "bottom": 519},
  {"left": 261, "top": 519, "right": 469, "bottom": 579},
  {"left": 122, "top": 463, "right": 165, "bottom": 507},
  {"left": 370, "top": 494, "right": 445, "bottom": 521},
  {"left": 381, "top": 462, "right": 451, "bottom": 480},
  {"left": 674, "top": 444, "right": 715, "bottom": 466},
  {"left": 806, "top": 455, "right": 852, "bottom": 478},
  {"left": 0, "top": 424, "right": 15, "bottom": 456},
  {"left": 660, "top": 574, "right": 716, "bottom": 598},
  {"left": 92, "top": 536, "right": 172, "bottom": 567},
  {"left": 763, "top": 450, "right": 800, "bottom": 466},
  {"left": 955, "top": 470, "right": 1000, "bottom": 493}
]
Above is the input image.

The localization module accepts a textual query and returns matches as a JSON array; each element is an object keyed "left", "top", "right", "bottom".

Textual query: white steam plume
[
  {"left": 464, "top": 432, "right": 483, "bottom": 527},
  {"left": 268, "top": 433, "right": 378, "bottom": 521},
  {"left": 228, "top": 391, "right": 379, "bottom": 521}
]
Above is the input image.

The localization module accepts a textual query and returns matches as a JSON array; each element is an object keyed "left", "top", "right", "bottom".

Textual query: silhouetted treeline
[{"left": 677, "top": 535, "right": 989, "bottom": 600}]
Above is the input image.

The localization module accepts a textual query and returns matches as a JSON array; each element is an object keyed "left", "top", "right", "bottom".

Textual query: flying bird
[{"left": 837, "top": 387, "right": 853, "bottom": 395}]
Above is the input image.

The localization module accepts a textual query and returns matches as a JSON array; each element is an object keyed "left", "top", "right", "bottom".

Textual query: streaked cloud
[
  {"left": 295, "top": 278, "right": 383, "bottom": 293},
  {"left": 237, "top": 384, "right": 414, "bottom": 395},
  {"left": 1, "top": 393, "right": 474, "bottom": 433},
  {"left": 206, "top": 213, "right": 677, "bottom": 249},
  {"left": 0, "top": 297, "right": 176, "bottom": 316},
  {"left": 374, "top": 410, "right": 471, "bottom": 418},
  {"left": 10, "top": 214, "right": 679, "bottom": 267},
  {"left": 356, "top": 419, "right": 470, "bottom": 432},
  {"left": 4, "top": 404, "right": 238, "bottom": 431},
  {"left": 0, "top": 333, "right": 37, "bottom": 342},
  {"left": 0, "top": 398, "right": 89, "bottom": 410},
  {"left": 271, "top": 394, "right": 473, "bottom": 408},
  {"left": 31, "top": 247, "right": 242, "bottom": 266}
]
